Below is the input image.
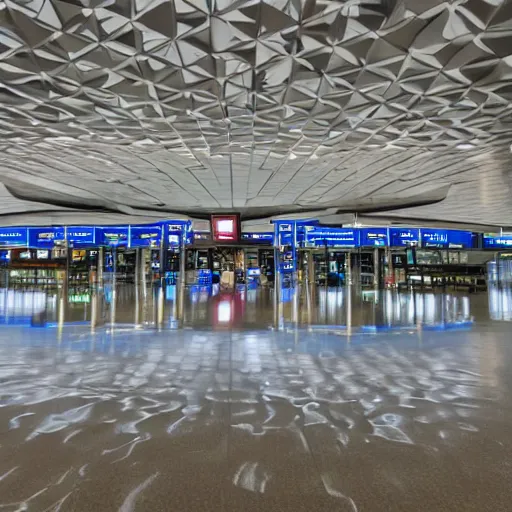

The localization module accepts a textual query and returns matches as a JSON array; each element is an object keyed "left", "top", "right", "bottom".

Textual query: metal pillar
[
  {"left": 97, "top": 247, "right": 104, "bottom": 290},
  {"left": 134, "top": 248, "right": 141, "bottom": 325},
  {"left": 157, "top": 285, "right": 165, "bottom": 327},
  {"left": 273, "top": 245, "right": 281, "bottom": 329},
  {"left": 111, "top": 247, "right": 117, "bottom": 326},
  {"left": 91, "top": 290, "right": 98, "bottom": 331},
  {"left": 307, "top": 250, "right": 315, "bottom": 286},
  {"left": 346, "top": 251, "right": 352, "bottom": 286},
  {"left": 177, "top": 233, "right": 186, "bottom": 324},
  {"left": 386, "top": 247, "right": 394, "bottom": 288},
  {"left": 141, "top": 248, "right": 147, "bottom": 299},
  {"left": 374, "top": 247, "right": 380, "bottom": 289}
]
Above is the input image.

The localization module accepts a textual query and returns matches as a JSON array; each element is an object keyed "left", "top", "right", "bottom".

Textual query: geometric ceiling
[{"left": 0, "top": 0, "right": 512, "bottom": 227}]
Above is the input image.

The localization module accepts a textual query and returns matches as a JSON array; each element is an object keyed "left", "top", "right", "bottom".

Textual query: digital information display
[
  {"left": 389, "top": 228, "right": 420, "bottom": 247},
  {"left": 0, "top": 228, "right": 28, "bottom": 246},
  {"left": 67, "top": 227, "right": 95, "bottom": 245},
  {"left": 130, "top": 225, "right": 162, "bottom": 248},
  {"left": 483, "top": 235, "right": 512, "bottom": 249},
  {"left": 211, "top": 215, "right": 240, "bottom": 243},
  {"left": 241, "top": 233, "right": 273, "bottom": 242},
  {"left": 360, "top": 228, "right": 388, "bottom": 247},
  {"left": 304, "top": 227, "right": 358, "bottom": 247},
  {"left": 98, "top": 227, "right": 129, "bottom": 247},
  {"left": 421, "top": 229, "right": 473, "bottom": 249},
  {"left": 28, "top": 227, "right": 65, "bottom": 248}
]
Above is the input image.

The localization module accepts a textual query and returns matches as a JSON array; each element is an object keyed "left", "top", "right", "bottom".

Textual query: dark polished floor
[{"left": 0, "top": 285, "right": 511, "bottom": 510}]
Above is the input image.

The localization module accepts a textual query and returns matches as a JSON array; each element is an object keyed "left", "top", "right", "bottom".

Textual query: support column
[
  {"left": 111, "top": 247, "right": 117, "bottom": 327},
  {"left": 134, "top": 248, "right": 141, "bottom": 325},
  {"left": 97, "top": 247, "right": 104, "bottom": 290},
  {"left": 159, "top": 224, "right": 169, "bottom": 283},
  {"left": 177, "top": 232, "right": 186, "bottom": 324},
  {"left": 374, "top": 247, "right": 380, "bottom": 290},
  {"left": 307, "top": 250, "right": 315, "bottom": 286},
  {"left": 291, "top": 221, "right": 298, "bottom": 289},
  {"left": 386, "top": 247, "right": 394, "bottom": 289},
  {"left": 91, "top": 290, "right": 98, "bottom": 331},
  {"left": 346, "top": 251, "right": 352, "bottom": 286}
]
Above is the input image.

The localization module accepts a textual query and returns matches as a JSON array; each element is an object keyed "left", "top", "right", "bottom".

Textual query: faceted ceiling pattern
[{"left": 0, "top": 0, "right": 512, "bottom": 226}]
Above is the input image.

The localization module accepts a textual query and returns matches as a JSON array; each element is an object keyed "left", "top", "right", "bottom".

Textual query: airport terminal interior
[{"left": 1, "top": 0, "right": 512, "bottom": 510}]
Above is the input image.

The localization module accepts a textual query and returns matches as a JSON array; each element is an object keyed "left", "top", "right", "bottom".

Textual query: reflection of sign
[{"left": 69, "top": 294, "right": 90, "bottom": 304}]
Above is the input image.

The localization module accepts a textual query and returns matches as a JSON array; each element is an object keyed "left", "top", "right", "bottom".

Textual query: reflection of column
[
  {"left": 306, "top": 279, "right": 313, "bottom": 325},
  {"left": 347, "top": 285, "right": 352, "bottom": 337},
  {"left": 91, "top": 290, "right": 98, "bottom": 331},
  {"left": 157, "top": 285, "right": 164, "bottom": 328}
]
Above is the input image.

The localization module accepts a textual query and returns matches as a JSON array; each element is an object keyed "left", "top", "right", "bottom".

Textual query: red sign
[{"left": 211, "top": 215, "right": 240, "bottom": 243}]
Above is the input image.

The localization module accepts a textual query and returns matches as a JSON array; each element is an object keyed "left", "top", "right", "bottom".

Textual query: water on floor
[{"left": 0, "top": 284, "right": 511, "bottom": 510}]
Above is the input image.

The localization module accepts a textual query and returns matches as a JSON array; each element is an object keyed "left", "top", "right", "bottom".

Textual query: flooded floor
[{"left": 0, "top": 285, "right": 512, "bottom": 510}]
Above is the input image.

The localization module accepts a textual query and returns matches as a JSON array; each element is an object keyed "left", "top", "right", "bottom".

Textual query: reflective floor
[{"left": 0, "top": 285, "right": 512, "bottom": 510}]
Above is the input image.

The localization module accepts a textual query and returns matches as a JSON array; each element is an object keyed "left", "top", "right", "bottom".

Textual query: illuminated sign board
[
  {"left": 67, "top": 226, "right": 95, "bottom": 245},
  {"left": 0, "top": 228, "right": 28, "bottom": 246},
  {"left": 360, "top": 228, "right": 388, "bottom": 247},
  {"left": 130, "top": 225, "right": 162, "bottom": 248},
  {"left": 305, "top": 227, "right": 358, "bottom": 247},
  {"left": 241, "top": 233, "right": 273, "bottom": 243},
  {"left": 389, "top": 228, "right": 419, "bottom": 247},
  {"left": 97, "top": 227, "right": 128, "bottom": 247},
  {"left": 211, "top": 215, "right": 240, "bottom": 243},
  {"left": 421, "top": 229, "right": 473, "bottom": 249},
  {"left": 483, "top": 235, "right": 512, "bottom": 249},
  {"left": 27, "top": 227, "right": 65, "bottom": 248}
]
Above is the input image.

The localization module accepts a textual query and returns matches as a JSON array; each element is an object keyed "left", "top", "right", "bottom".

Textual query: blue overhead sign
[
  {"left": 28, "top": 227, "right": 65, "bottom": 248},
  {"left": 305, "top": 227, "right": 359, "bottom": 247},
  {"left": 97, "top": 226, "right": 128, "bottom": 247},
  {"left": 0, "top": 227, "right": 28, "bottom": 246},
  {"left": 242, "top": 232, "right": 273, "bottom": 242},
  {"left": 483, "top": 235, "right": 512, "bottom": 249},
  {"left": 421, "top": 229, "right": 473, "bottom": 249},
  {"left": 67, "top": 226, "right": 95, "bottom": 245},
  {"left": 389, "top": 228, "right": 420, "bottom": 247},
  {"left": 130, "top": 225, "right": 161, "bottom": 248},
  {"left": 360, "top": 228, "right": 388, "bottom": 247}
]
